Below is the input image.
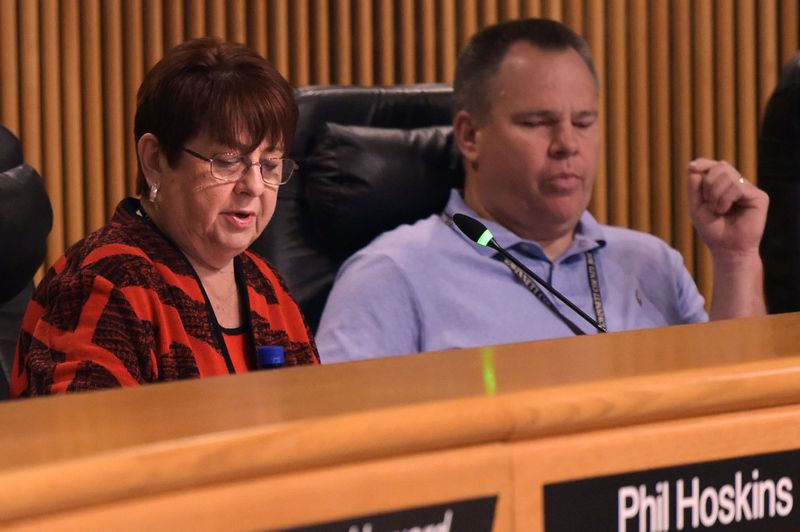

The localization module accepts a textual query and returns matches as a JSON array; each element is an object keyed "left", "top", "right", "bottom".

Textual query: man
[{"left": 316, "top": 18, "right": 767, "bottom": 362}]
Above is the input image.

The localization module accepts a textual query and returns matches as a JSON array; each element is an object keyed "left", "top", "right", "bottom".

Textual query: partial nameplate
[
  {"left": 284, "top": 495, "right": 496, "bottom": 532},
  {"left": 544, "top": 448, "right": 799, "bottom": 531}
]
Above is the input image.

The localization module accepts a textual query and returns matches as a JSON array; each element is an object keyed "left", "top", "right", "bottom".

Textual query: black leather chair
[
  {"left": 0, "top": 126, "right": 52, "bottom": 398},
  {"left": 759, "top": 52, "right": 800, "bottom": 314},
  {"left": 250, "top": 84, "right": 464, "bottom": 332}
]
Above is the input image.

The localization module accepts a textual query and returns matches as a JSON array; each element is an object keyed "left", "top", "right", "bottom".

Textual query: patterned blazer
[{"left": 12, "top": 198, "right": 318, "bottom": 396}]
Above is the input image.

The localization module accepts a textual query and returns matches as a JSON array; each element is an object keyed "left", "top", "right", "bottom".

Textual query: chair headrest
[
  {"left": 293, "top": 84, "right": 456, "bottom": 157},
  {"left": 304, "top": 123, "right": 463, "bottom": 256}
]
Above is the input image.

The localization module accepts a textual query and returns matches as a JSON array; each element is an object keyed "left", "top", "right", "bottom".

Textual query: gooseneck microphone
[{"left": 452, "top": 213, "right": 607, "bottom": 334}]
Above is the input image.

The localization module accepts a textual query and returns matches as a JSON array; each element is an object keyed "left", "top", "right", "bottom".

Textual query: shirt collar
[{"left": 443, "top": 189, "right": 606, "bottom": 262}]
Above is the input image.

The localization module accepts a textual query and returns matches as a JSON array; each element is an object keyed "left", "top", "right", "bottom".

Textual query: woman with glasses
[{"left": 12, "top": 37, "right": 318, "bottom": 396}]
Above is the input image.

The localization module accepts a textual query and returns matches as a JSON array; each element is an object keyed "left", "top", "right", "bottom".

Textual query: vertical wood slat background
[{"left": 0, "top": 0, "right": 797, "bottom": 305}]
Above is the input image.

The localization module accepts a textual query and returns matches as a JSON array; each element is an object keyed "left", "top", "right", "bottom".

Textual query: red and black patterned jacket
[{"left": 11, "top": 198, "right": 318, "bottom": 396}]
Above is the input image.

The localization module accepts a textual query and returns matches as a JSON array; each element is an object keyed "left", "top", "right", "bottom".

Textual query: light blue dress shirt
[{"left": 317, "top": 190, "right": 708, "bottom": 362}]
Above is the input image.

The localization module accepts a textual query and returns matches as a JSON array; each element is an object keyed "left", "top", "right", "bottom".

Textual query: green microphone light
[
  {"left": 476, "top": 229, "right": 493, "bottom": 247},
  {"left": 453, "top": 213, "right": 498, "bottom": 250}
]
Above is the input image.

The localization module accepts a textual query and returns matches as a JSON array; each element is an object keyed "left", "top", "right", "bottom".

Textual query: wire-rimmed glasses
[{"left": 181, "top": 147, "right": 297, "bottom": 187}]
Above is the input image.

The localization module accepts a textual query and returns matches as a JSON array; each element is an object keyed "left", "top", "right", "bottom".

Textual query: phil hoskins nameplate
[{"left": 544, "top": 448, "right": 798, "bottom": 531}]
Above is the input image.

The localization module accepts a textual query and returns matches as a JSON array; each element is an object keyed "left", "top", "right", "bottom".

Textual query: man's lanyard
[{"left": 442, "top": 212, "right": 607, "bottom": 335}]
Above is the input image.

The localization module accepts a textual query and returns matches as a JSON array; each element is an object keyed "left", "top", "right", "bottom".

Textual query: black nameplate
[
  {"left": 544, "top": 448, "right": 800, "bottom": 531},
  {"left": 284, "top": 495, "right": 496, "bottom": 532}
]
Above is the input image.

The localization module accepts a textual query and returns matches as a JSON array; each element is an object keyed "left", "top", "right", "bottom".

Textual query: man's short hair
[
  {"left": 453, "top": 18, "right": 597, "bottom": 122},
  {"left": 134, "top": 37, "right": 297, "bottom": 196}
]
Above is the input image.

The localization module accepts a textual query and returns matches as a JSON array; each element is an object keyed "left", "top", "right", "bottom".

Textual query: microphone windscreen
[{"left": 453, "top": 213, "right": 493, "bottom": 246}]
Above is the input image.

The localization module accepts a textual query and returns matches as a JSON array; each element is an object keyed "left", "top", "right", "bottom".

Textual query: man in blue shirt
[{"left": 316, "top": 18, "right": 767, "bottom": 362}]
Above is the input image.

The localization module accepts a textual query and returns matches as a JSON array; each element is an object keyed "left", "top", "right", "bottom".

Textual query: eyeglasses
[{"left": 181, "top": 147, "right": 297, "bottom": 187}]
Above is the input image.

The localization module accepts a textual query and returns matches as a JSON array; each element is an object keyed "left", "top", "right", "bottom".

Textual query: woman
[{"left": 12, "top": 37, "right": 318, "bottom": 396}]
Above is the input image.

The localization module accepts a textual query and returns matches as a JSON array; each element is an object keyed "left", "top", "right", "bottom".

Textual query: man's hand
[
  {"left": 687, "top": 158, "right": 768, "bottom": 258},
  {"left": 687, "top": 158, "right": 768, "bottom": 319}
]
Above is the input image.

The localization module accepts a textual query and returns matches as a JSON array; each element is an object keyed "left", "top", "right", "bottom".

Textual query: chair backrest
[
  {"left": 249, "top": 84, "right": 464, "bottom": 332},
  {"left": 759, "top": 52, "right": 800, "bottom": 314},
  {"left": 0, "top": 126, "right": 52, "bottom": 398}
]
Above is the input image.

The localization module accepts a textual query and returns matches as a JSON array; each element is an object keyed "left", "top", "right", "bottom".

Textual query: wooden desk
[{"left": 1, "top": 313, "right": 799, "bottom": 530}]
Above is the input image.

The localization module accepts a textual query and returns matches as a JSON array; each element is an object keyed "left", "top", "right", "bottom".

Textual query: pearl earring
[{"left": 148, "top": 183, "right": 159, "bottom": 202}]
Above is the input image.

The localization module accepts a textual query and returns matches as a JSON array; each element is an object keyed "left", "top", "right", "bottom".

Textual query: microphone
[{"left": 452, "top": 213, "right": 607, "bottom": 334}]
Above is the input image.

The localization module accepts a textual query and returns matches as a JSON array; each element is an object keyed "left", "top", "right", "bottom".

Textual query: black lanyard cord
[
  {"left": 496, "top": 250, "right": 606, "bottom": 335},
  {"left": 499, "top": 256, "right": 587, "bottom": 335}
]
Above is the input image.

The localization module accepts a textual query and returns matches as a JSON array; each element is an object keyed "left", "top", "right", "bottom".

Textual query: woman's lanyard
[{"left": 442, "top": 212, "right": 607, "bottom": 335}]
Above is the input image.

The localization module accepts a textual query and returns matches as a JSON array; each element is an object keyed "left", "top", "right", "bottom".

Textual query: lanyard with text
[{"left": 496, "top": 250, "right": 606, "bottom": 335}]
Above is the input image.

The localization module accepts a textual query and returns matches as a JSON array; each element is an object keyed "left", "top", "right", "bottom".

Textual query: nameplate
[
  {"left": 544, "top": 448, "right": 799, "bottom": 531},
  {"left": 284, "top": 495, "right": 496, "bottom": 532}
]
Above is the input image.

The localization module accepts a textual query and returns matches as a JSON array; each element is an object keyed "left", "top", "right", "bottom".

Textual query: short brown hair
[
  {"left": 134, "top": 37, "right": 298, "bottom": 195},
  {"left": 454, "top": 18, "right": 597, "bottom": 123}
]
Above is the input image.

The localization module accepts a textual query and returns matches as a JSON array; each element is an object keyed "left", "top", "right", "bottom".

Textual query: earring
[{"left": 148, "top": 183, "right": 159, "bottom": 202}]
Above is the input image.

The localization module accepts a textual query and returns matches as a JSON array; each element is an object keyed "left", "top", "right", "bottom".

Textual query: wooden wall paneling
[
  {"left": 206, "top": 0, "right": 226, "bottom": 38},
  {"left": 0, "top": 0, "right": 19, "bottom": 132},
  {"left": 269, "top": 0, "right": 290, "bottom": 79},
  {"left": 290, "top": 0, "right": 311, "bottom": 86},
  {"left": 563, "top": 0, "right": 583, "bottom": 36},
  {"left": 102, "top": 0, "right": 127, "bottom": 214},
  {"left": 332, "top": 0, "right": 352, "bottom": 83},
  {"left": 81, "top": 0, "right": 107, "bottom": 231},
  {"left": 355, "top": 0, "right": 374, "bottom": 84},
  {"left": 714, "top": 0, "right": 737, "bottom": 168},
  {"left": 310, "top": 0, "right": 331, "bottom": 85},
  {"left": 736, "top": 0, "right": 758, "bottom": 184},
  {"left": 692, "top": 0, "right": 716, "bottom": 299},
  {"left": 163, "top": 0, "right": 184, "bottom": 50},
  {"left": 439, "top": 0, "right": 457, "bottom": 83},
  {"left": 671, "top": 0, "right": 695, "bottom": 274},
  {"left": 585, "top": 0, "right": 607, "bottom": 224},
  {"left": 501, "top": 0, "right": 520, "bottom": 21},
  {"left": 757, "top": 0, "right": 779, "bottom": 119},
  {"left": 247, "top": 0, "right": 269, "bottom": 59},
  {"left": 649, "top": 0, "right": 672, "bottom": 242},
  {"left": 456, "top": 0, "right": 478, "bottom": 56},
  {"left": 542, "top": 0, "right": 562, "bottom": 21},
  {"left": 606, "top": 0, "right": 629, "bottom": 227},
  {"left": 143, "top": 0, "right": 164, "bottom": 70},
  {"left": 62, "top": 0, "right": 87, "bottom": 246},
  {"left": 123, "top": 0, "right": 144, "bottom": 197},
  {"left": 185, "top": 0, "right": 206, "bottom": 39},
  {"left": 19, "top": 1, "right": 42, "bottom": 175},
  {"left": 376, "top": 0, "right": 395, "bottom": 84},
  {"left": 397, "top": 0, "right": 416, "bottom": 84},
  {"left": 629, "top": 0, "right": 650, "bottom": 233},
  {"left": 480, "top": 0, "right": 499, "bottom": 27},
  {"left": 40, "top": 0, "right": 64, "bottom": 266},
  {"left": 779, "top": 0, "right": 799, "bottom": 64},
  {"left": 521, "top": 0, "right": 542, "bottom": 19},
  {"left": 419, "top": 0, "right": 437, "bottom": 82},
  {"left": 228, "top": 0, "right": 248, "bottom": 44}
]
